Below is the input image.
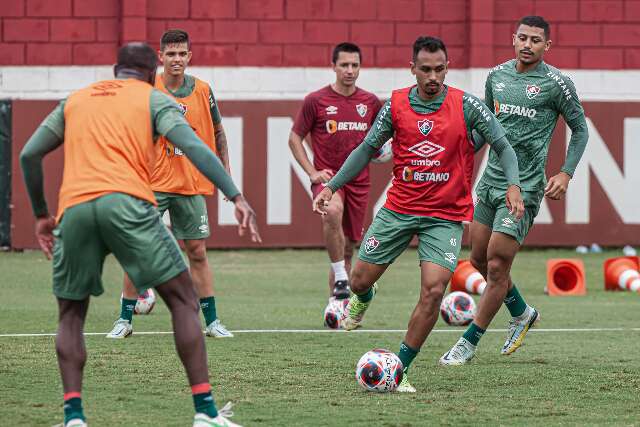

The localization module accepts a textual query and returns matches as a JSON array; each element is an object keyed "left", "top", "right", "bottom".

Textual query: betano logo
[
  {"left": 325, "top": 120, "right": 368, "bottom": 134},
  {"left": 494, "top": 101, "right": 537, "bottom": 118}
]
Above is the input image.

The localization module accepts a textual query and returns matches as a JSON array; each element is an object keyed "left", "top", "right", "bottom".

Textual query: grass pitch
[{"left": 1, "top": 248, "right": 639, "bottom": 426}]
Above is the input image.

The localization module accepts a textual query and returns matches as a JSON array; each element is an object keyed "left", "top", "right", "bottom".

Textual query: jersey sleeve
[
  {"left": 149, "top": 89, "right": 190, "bottom": 138},
  {"left": 291, "top": 93, "right": 317, "bottom": 138},
  {"left": 40, "top": 99, "right": 67, "bottom": 139},
  {"left": 462, "top": 92, "right": 505, "bottom": 147},
  {"left": 362, "top": 99, "right": 394, "bottom": 150},
  {"left": 483, "top": 72, "right": 494, "bottom": 109},
  {"left": 553, "top": 74, "right": 589, "bottom": 177},
  {"left": 208, "top": 85, "right": 222, "bottom": 125}
]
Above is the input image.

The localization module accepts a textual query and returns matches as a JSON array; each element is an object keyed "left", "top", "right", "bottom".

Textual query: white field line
[{"left": 1, "top": 327, "right": 639, "bottom": 338}]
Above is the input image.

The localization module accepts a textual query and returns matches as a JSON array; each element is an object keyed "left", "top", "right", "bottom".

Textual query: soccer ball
[
  {"left": 371, "top": 140, "right": 392, "bottom": 163},
  {"left": 356, "top": 348, "right": 404, "bottom": 392},
  {"left": 121, "top": 289, "right": 156, "bottom": 315},
  {"left": 324, "top": 298, "right": 349, "bottom": 329},
  {"left": 440, "top": 291, "right": 476, "bottom": 326}
]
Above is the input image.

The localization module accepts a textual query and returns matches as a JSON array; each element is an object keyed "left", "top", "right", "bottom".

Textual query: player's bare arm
[
  {"left": 214, "top": 122, "right": 231, "bottom": 172},
  {"left": 288, "top": 130, "right": 334, "bottom": 183}
]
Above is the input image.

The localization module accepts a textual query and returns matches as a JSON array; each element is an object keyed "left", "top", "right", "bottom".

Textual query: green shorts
[
  {"left": 155, "top": 192, "right": 210, "bottom": 240},
  {"left": 358, "top": 207, "right": 464, "bottom": 272},
  {"left": 52, "top": 193, "right": 187, "bottom": 300},
  {"left": 473, "top": 182, "right": 544, "bottom": 244}
]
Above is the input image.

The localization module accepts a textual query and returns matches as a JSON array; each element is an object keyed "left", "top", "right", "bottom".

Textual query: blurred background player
[
  {"left": 20, "top": 43, "right": 259, "bottom": 427},
  {"left": 289, "top": 42, "right": 382, "bottom": 310},
  {"left": 440, "top": 16, "right": 588, "bottom": 365},
  {"left": 108, "top": 29, "right": 235, "bottom": 339},
  {"left": 313, "top": 36, "right": 523, "bottom": 392}
]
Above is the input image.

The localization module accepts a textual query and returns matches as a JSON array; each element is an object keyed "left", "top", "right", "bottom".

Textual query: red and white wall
[{"left": 3, "top": 0, "right": 640, "bottom": 247}]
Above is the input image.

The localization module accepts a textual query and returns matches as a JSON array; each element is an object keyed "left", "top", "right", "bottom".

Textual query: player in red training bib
[
  {"left": 314, "top": 37, "right": 524, "bottom": 392},
  {"left": 289, "top": 43, "right": 382, "bottom": 312}
]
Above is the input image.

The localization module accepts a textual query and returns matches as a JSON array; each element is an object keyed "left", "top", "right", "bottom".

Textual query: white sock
[{"left": 331, "top": 260, "right": 348, "bottom": 282}]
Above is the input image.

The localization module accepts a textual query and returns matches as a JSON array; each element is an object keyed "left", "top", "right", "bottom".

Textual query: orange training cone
[
  {"left": 546, "top": 259, "right": 586, "bottom": 296},
  {"left": 451, "top": 259, "right": 486, "bottom": 295},
  {"left": 604, "top": 256, "right": 640, "bottom": 292}
]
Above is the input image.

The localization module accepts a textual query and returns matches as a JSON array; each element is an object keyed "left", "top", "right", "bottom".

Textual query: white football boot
[
  {"left": 193, "top": 402, "right": 241, "bottom": 427},
  {"left": 205, "top": 319, "right": 234, "bottom": 338},
  {"left": 396, "top": 373, "right": 416, "bottom": 393},
  {"left": 501, "top": 306, "right": 540, "bottom": 355},
  {"left": 439, "top": 337, "right": 477, "bottom": 366},
  {"left": 105, "top": 319, "right": 132, "bottom": 339},
  {"left": 52, "top": 419, "right": 87, "bottom": 427}
]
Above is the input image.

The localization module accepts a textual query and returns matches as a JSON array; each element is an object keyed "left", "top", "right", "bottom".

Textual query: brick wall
[{"left": 1, "top": 0, "right": 639, "bottom": 68}]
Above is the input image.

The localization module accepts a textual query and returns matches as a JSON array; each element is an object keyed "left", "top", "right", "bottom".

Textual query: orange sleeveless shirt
[
  {"left": 151, "top": 75, "right": 217, "bottom": 195},
  {"left": 57, "top": 79, "right": 156, "bottom": 220}
]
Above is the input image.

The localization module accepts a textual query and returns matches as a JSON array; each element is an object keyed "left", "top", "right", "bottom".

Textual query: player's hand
[
  {"left": 505, "top": 184, "right": 525, "bottom": 220},
  {"left": 35, "top": 215, "right": 56, "bottom": 260},
  {"left": 313, "top": 187, "right": 334, "bottom": 216},
  {"left": 309, "top": 169, "right": 334, "bottom": 184},
  {"left": 232, "top": 195, "right": 262, "bottom": 243},
  {"left": 545, "top": 172, "right": 571, "bottom": 200}
]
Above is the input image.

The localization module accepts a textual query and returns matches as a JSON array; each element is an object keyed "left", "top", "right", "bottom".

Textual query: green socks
[
  {"left": 463, "top": 322, "right": 486, "bottom": 346},
  {"left": 192, "top": 384, "right": 218, "bottom": 418},
  {"left": 504, "top": 284, "right": 527, "bottom": 318},
  {"left": 63, "top": 394, "right": 85, "bottom": 424},
  {"left": 397, "top": 341, "right": 419, "bottom": 373},
  {"left": 120, "top": 298, "right": 137, "bottom": 323},
  {"left": 355, "top": 287, "right": 374, "bottom": 303},
  {"left": 200, "top": 297, "right": 217, "bottom": 326}
]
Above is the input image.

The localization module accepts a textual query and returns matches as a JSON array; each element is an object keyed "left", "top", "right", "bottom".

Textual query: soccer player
[
  {"left": 20, "top": 43, "right": 258, "bottom": 427},
  {"left": 440, "top": 16, "right": 588, "bottom": 365},
  {"left": 313, "top": 36, "right": 524, "bottom": 392},
  {"left": 289, "top": 42, "right": 382, "bottom": 307},
  {"left": 107, "top": 29, "right": 235, "bottom": 339}
]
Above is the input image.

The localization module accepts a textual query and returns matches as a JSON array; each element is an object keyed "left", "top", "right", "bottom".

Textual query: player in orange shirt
[
  {"left": 108, "top": 30, "right": 235, "bottom": 339},
  {"left": 20, "top": 43, "right": 257, "bottom": 427}
]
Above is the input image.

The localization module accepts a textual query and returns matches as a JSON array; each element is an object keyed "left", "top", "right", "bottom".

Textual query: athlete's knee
[
  {"left": 185, "top": 241, "right": 208, "bottom": 265},
  {"left": 322, "top": 204, "right": 343, "bottom": 226},
  {"left": 486, "top": 256, "right": 510, "bottom": 284},
  {"left": 470, "top": 255, "right": 487, "bottom": 277},
  {"left": 419, "top": 281, "right": 447, "bottom": 307}
]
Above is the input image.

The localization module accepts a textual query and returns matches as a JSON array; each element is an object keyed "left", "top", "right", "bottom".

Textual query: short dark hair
[
  {"left": 517, "top": 16, "right": 550, "bottom": 39},
  {"left": 160, "top": 29, "right": 190, "bottom": 51},
  {"left": 116, "top": 42, "right": 157, "bottom": 72},
  {"left": 332, "top": 42, "right": 362, "bottom": 64},
  {"left": 412, "top": 36, "right": 448, "bottom": 62}
]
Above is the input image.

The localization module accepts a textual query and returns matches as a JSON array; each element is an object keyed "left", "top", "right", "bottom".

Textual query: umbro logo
[
  {"left": 502, "top": 217, "right": 514, "bottom": 228},
  {"left": 326, "top": 105, "right": 338, "bottom": 115},
  {"left": 494, "top": 82, "right": 506, "bottom": 92},
  {"left": 444, "top": 252, "right": 457, "bottom": 264},
  {"left": 408, "top": 140, "right": 445, "bottom": 158}
]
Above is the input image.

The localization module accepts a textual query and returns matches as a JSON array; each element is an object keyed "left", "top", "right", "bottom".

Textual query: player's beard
[{"left": 424, "top": 81, "right": 441, "bottom": 96}]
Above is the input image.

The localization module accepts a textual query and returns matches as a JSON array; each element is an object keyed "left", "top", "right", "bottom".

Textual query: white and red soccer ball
[
  {"left": 356, "top": 348, "right": 404, "bottom": 392},
  {"left": 324, "top": 298, "right": 349, "bottom": 329},
  {"left": 440, "top": 291, "right": 476, "bottom": 326},
  {"left": 121, "top": 289, "right": 156, "bottom": 315}
]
